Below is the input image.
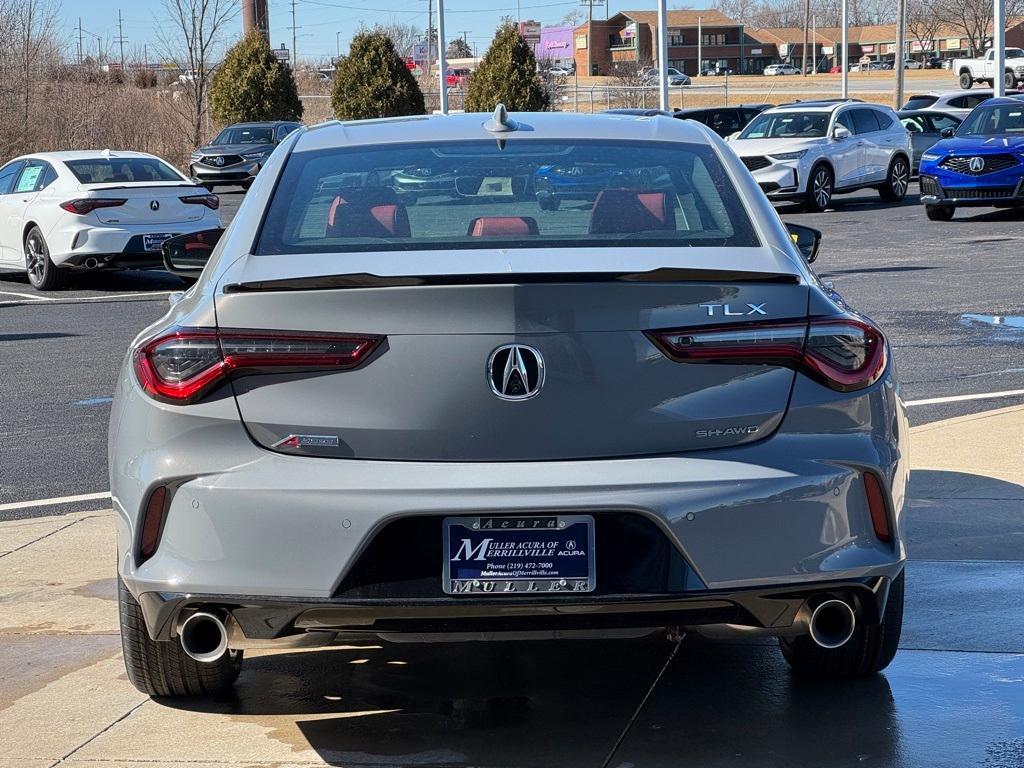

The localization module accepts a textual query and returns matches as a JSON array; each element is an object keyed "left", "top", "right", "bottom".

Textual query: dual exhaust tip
[
  {"left": 179, "top": 611, "right": 228, "bottom": 663},
  {"left": 178, "top": 598, "right": 857, "bottom": 660}
]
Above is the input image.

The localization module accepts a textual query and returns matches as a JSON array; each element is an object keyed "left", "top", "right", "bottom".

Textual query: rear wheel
[
  {"left": 925, "top": 204, "right": 955, "bottom": 221},
  {"left": 780, "top": 569, "right": 904, "bottom": 678},
  {"left": 879, "top": 156, "right": 910, "bottom": 201},
  {"left": 537, "top": 195, "right": 560, "bottom": 211},
  {"left": 25, "top": 226, "right": 66, "bottom": 291},
  {"left": 1007, "top": 71, "right": 1018, "bottom": 90},
  {"left": 959, "top": 71, "right": 973, "bottom": 89},
  {"left": 119, "top": 577, "right": 241, "bottom": 697},
  {"left": 803, "top": 164, "right": 833, "bottom": 212}
]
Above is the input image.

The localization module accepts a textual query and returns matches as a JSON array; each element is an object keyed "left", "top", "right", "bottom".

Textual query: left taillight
[
  {"left": 180, "top": 193, "right": 220, "bottom": 210},
  {"left": 60, "top": 198, "right": 126, "bottom": 215},
  {"left": 646, "top": 316, "right": 887, "bottom": 393},
  {"left": 132, "top": 327, "right": 383, "bottom": 404}
]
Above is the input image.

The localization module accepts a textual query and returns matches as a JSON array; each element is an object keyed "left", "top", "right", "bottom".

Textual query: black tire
[
  {"left": 925, "top": 204, "right": 955, "bottom": 221},
  {"left": 537, "top": 195, "right": 560, "bottom": 211},
  {"left": 879, "top": 155, "right": 910, "bottom": 201},
  {"left": 803, "top": 164, "right": 834, "bottom": 212},
  {"left": 119, "top": 577, "right": 241, "bottom": 697},
  {"left": 25, "top": 226, "right": 66, "bottom": 291},
  {"left": 1006, "top": 71, "right": 1018, "bottom": 90},
  {"left": 959, "top": 71, "right": 973, "bottom": 89},
  {"left": 240, "top": 180, "right": 253, "bottom": 191},
  {"left": 780, "top": 569, "right": 904, "bottom": 678}
]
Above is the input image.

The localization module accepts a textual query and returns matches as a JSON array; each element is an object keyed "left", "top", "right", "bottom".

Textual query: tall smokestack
[{"left": 242, "top": 0, "right": 269, "bottom": 38}]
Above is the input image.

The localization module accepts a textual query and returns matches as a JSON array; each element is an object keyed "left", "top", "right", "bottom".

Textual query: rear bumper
[
  {"left": 138, "top": 575, "right": 895, "bottom": 642},
  {"left": 47, "top": 221, "right": 219, "bottom": 268}
]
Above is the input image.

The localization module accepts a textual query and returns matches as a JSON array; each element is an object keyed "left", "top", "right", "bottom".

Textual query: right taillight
[
  {"left": 60, "top": 198, "right": 127, "bottom": 215},
  {"left": 646, "top": 316, "right": 887, "bottom": 392},
  {"left": 133, "top": 327, "right": 383, "bottom": 404}
]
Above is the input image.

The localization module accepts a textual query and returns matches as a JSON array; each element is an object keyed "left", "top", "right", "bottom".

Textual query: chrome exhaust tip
[
  {"left": 178, "top": 611, "right": 228, "bottom": 663},
  {"left": 808, "top": 599, "right": 857, "bottom": 649},
  {"left": 83, "top": 257, "right": 100, "bottom": 269}
]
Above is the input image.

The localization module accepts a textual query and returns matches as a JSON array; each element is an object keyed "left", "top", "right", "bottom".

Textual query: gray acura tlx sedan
[{"left": 110, "top": 108, "right": 908, "bottom": 697}]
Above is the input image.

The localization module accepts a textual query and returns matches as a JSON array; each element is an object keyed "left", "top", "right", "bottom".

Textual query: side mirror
[
  {"left": 786, "top": 222, "right": 822, "bottom": 263},
  {"left": 162, "top": 228, "right": 224, "bottom": 277},
  {"left": 832, "top": 124, "right": 851, "bottom": 140},
  {"left": 940, "top": 126, "right": 956, "bottom": 138}
]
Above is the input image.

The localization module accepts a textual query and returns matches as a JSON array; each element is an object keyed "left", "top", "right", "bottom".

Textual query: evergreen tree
[
  {"left": 332, "top": 31, "right": 425, "bottom": 119},
  {"left": 465, "top": 23, "right": 549, "bottom": 113},
  {"left": 446, "top": 38, "right": 473, "bottom": 59},
  {"left": 209, "top": 30, "right": 303, "bottom": 124}
]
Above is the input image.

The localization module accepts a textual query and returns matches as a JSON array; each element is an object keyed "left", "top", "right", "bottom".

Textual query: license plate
[
  {"left": 442, "top": 515, "right": 595, "bottom": 595},
  {"left": 144, "top": 233, "right": 175, "bottom": 252}
]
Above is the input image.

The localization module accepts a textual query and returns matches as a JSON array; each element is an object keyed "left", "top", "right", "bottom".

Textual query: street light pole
[
  {"left": 895, "top": 0, "right": 906, "bottom": 108},
  {"left": 437, "top": 0, "right": 448, "bottom": 114},
  {"left": 336, "top": 31, "right": 342, "bottom": 57},
  {"left": 994, "top": 0, "right": 1006, "bottom": 96},
  {"left": 841, "top": 0, "right": 848, "bottom": 98},
  {"left": 656, "top": 0, "right": 669, "bottom": 110}
]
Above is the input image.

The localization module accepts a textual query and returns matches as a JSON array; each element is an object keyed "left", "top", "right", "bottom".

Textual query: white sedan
[
  {"left": 0, "top": 150, "right": 222, "bottom": 290},
  {"left": 764, "top": 64, "right": 800, "bottom": 76}
]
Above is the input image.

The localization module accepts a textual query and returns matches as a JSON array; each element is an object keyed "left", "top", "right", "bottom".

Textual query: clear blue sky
[{"left": 58, "top": 0, "right": 712, "bottom": 61}]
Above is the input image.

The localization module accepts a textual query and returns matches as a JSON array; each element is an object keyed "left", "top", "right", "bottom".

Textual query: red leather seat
[
  {"left": 466, "top": 216, "right": 540, "bottom": 236},
  {"left": 589, "top": 190, "right": 676, "bottom": 234},
  {"left": 326, "top": 194, "right": 410, "bottom": 238}
]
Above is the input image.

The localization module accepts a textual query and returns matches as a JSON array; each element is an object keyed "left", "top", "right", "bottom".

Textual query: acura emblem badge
[
  {"left": 488, "top": 344, "right": 544, "bottom": 400},
  {"left": 214, "top": 155, "right": 225, "bottom": 166},
  {"left": 150, "top": 200, "right": 160, "bottom": 211},
  {"left": 969, "top": 156, "right": 985, "bottom": 172}
]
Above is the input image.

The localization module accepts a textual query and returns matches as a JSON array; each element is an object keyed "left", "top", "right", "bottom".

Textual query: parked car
[
  {"left": 764, "top": 63, "right": 800, "bottom": 76},
  {"left": 953, "top": 47, "right": 1024, "bottom": 89},
  {"left": 702, "top": 65, "right": 733, "bottom": 76},
  {"left": 729, "top": 100, "right": 913, "bottom": 211},
  {"left": 642, "top": 67, "right": 691, "bottom": 86},
  {"left": 865, "top": 61, "right": 889, "bottom": 71},
  {"left": 674, "top": 103, "right": 772, "bottom": 138},
  {"left": 0, "top": 150, "right": 220, "bottom": 290},
  {"left": 903, "top": 59, "right": 923, "bottom": 70},
  {"left": 189, "top": 121, "right": 302, "bottom": 190},
  {"left": 445, "top": 67, "right": 472, "bottom": 86},
  {"left": 897, "top": 109, "right": 963, "bottom": 172},
  {"left": 112, "top": 109, "right": 907, "bottom": 698},
  {"left": 919, "top": 96, "right": 1024, "bottom": 220},
  {"left": 926, "top": 57, "right": 944, "bottom": 69},
  {"left": 605, "top": 108, "right": 674, "bottom": 116},
  {"left": 901, "top": 89, "right": 1023, "bottom": 119},
  {"left": 546, "top": 65, "right": 575, "bottom": 77}
]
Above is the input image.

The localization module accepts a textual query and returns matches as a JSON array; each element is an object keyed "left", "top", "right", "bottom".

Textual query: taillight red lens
[
  {"left": 863, "top": 471, "right": 891, "bottom": 542},
  {"left": 133, "top": 327, "right": 383, "bottom": 404},
  {"left": 646, "top": 316, "right": 887, "bottom": 392},
  {"left": 60, "top": 198, "right": 127, "bottom": 215},
  {"left": 179, "top": 193, "right": 220, "bottom": 210}
]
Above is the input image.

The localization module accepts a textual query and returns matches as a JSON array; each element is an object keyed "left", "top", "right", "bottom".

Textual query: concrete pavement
[{"left": 1, "top": 408, "right": 1022, "bottom": 767}]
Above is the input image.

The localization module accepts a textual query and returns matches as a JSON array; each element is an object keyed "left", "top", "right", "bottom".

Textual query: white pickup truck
[{"left": 954, "top": 48, "right": 1024, "bottom": 89}]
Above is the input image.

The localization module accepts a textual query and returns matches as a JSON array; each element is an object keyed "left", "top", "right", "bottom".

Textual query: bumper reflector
[
  {"left": 863, "top": 472, "right": 890, "bottom": 542},
  {"left": 139, "top": 486, "right": 169, "bottom": 563}
]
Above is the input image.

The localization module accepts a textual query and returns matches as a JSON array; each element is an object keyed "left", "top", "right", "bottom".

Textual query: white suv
[{"left": 728, "top": 100, "right": 913, "bottom": 211}]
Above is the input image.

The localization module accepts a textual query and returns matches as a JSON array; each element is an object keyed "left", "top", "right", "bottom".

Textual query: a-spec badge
[{"left": 272, "top": 434, "right": 340, "bottom": 449}]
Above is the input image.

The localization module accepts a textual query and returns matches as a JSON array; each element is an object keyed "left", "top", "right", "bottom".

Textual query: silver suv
[{"left": 728, "top": 100, "right": 913, "bottom": 211}]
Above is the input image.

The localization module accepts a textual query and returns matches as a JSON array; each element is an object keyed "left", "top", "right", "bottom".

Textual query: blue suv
[{"left": 919, "top": 96, "right": 1024, "bottom": 220}]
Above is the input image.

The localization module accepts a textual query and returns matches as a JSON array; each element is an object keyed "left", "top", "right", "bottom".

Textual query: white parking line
[
  {"left": 0, "top": 491, "right": 111, "bottom": 512},
  {"left": 0, "top": 290, "right": 53, "bottom": 301},
  {"left": 905, "top": 388, "right": 1024, "bottom": 407}
]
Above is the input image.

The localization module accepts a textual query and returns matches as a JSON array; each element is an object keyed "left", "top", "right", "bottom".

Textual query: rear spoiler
[
  {"left": 223, "top": 268, "right": 800, "bottom": 293},
  {"left": 77, "top": 183, "right": 204, "bottom": 192}
]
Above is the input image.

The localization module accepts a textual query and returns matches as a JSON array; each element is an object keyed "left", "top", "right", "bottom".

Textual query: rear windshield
[
  {"left": 64, "top": 158, "right": 183, "bottom": 184},
  {"left": 213, "top": 126, "right": 275, "bottom": 145},
  {"left": 255, "top": 140, "right": 760, "bottom": 255},
  {"left": 958, "top": 103, "right": 1024, "bottom": 135},
  {"left": 903, "top": 95, "right": 938, "bottom": 110},
  {"left": 739, "top": 112, "right": 829, "bottom": 139}
]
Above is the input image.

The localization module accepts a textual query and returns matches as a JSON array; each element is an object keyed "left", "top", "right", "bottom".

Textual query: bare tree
[
  {"left": 561, "top": 8, "right": 584, "bottom": 26},
  {"left": 364, "top": 21, "right": 423, "bottom": 58},
  {"left": 934, "top": 0, "right": 1024, "bottom": 57},
  {"left": 906, "top": 0, "right": 943, "bottom": 57},
  {"left": 157, "top": 0, "right": 238, "bottom": 149},
  {"left": 611, "top": 58, "right": 654, "bottom": 109}
]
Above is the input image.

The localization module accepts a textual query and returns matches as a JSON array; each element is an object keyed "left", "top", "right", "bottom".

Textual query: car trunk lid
[{"left": 84, "top": 184, "right": 210, "bottom": 225}]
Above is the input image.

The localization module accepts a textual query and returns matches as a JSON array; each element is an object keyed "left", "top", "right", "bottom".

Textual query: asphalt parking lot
[{"left": 1, "top": 183, "right": 1022, "bottom": 767}]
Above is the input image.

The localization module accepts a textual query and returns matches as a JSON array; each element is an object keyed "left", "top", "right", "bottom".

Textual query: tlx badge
[{"left": 698, "top": 303, "right": 767, "bottom": 317}]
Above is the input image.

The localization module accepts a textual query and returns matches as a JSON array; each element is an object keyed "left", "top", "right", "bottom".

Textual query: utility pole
[
  {"left": 895, "top": 0, "right": 906, "bottom": 106},
  {"left": 812, "top": 15, "right": 816, "bottom": 73},
  {"left": 77, "top": 17, "right": 83, "bottom": 65},
  {"left": 697, "top": 15, "right": 702, "bottom": 77},
  {"left": 291, "top": 0, "right": 298, "bottom": 68},
  {"left": 801, "top": 0, "right": 809, "bottom": 76},
  {"left": 425, "top": 0, "right": 432, "bottom": 80},
  {"left": 336, "top": 31, "right": 342, "bottom": 57},
  {"left": 656, "top": 0, "right": 668, "bottom": 109},
  {"left": 115, "top": 9, "right": 127, "bottom": 71}
]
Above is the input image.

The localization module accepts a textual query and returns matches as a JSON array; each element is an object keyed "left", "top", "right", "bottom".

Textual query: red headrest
[
  {"left": 327, "top": 195, "right": 410, "bottom": 238},
  {"left": 467, "top": 216, "right": 540, "bottom": 237},
  {"left": 589, "top": 190, "right": 676, "bottom": 234}
]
